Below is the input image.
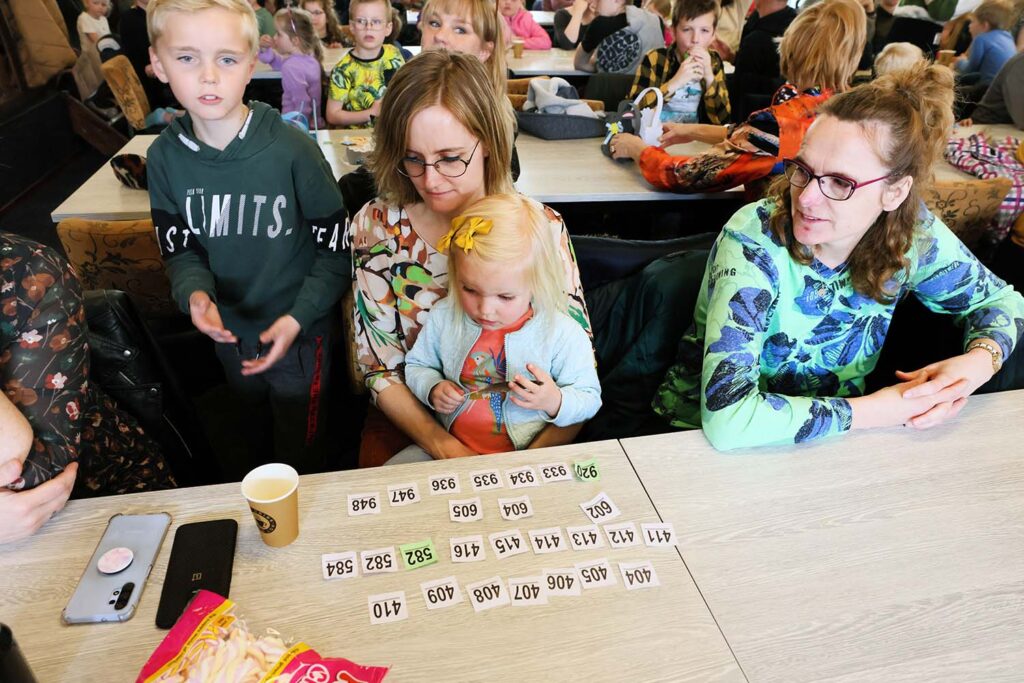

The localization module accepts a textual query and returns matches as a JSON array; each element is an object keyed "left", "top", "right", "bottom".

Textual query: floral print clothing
[
  {"left": 0, "top": 232, "right": 176, "bottom": 495},
  {"left": 653, "top": 201, "right": 1024, "bottom": 450},
  {"left": 327, "top": 45, "right": 405, "bottom": 129},
  {"left": 350, "top": 198, "right": 592, "bottom": 402}
]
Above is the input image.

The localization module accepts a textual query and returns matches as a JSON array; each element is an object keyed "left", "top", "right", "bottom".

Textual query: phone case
[
  {"left": 62, "top": 512, "right": 172, "bottom": 625},
  {"left": 155, "top": 519, "right": 237, "bottom": 629}
]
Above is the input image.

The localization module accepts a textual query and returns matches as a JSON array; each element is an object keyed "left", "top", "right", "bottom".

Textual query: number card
[
  {"left": 505, "top": 465, "right": 540, "bottom": 489},
  {"left": 449, "top": 497, "right": 483, "bottom": 523},
  {"left": 498, "top": 495, "right": 534, "bottom": 521},
  {"left": 619, "top": 561, "right": 660, "bottom": 590},
  {"left": 641, "top": 522, "right": 677, "bottom": 547},
  {"left": 543, "top": 568, "right": 582, "bottom": 597},
  {"left": 572, "top": 458, "right": 601, "bottom": 482},
  {"left": 387, "top": 482, "right": 421, "bottom": 507},
  {"left": 575, "top": 558, "right": 616, "bottom": 589},
  {"left": 400, "top": 539, "right": 438, "bottom": 570},
  {"left": 470, "top": 469, "right": 503, "bottom": 492},
  {"left": 450, "top": 535, "right": 486, "bottom": 563},
  {"left": 528, "top": 527, "right": 567, "bottom": 554},
  {"left": 360, "top": 547, "right": 399, "bottom": 575},
  {"left": 465, "top": 576, "right": 510, "bottom": 612},
  {"left": 368, "top": 591, "right": 409, "bottom": 624},
  {"left": 538, "top": 462, "right": 573, "bottom": 484},
  {"left": 489, "top": 529, "right": 528, "bottom": 559},
  {"left": 580, "top": 492, "right": 621, "bottom": 524},
  {"left": 509, "top": 576, "right": 548, "bottom": 606},
  {"left": 429, "top": 473, "right": 461, "bottom": 495},
  {"left": 321, "top": 551, "right": 358, "bottom": 581},
  {"left": 348, "top": 492, "right": 381, "bottom": 516},
  {"left": 566, "top": 524, "right": 605, "bottom": 551},
  {"left": 603, "top": 521, "right": 640, "bottom": 548},
  {"left": 420, "top": 576, "right": 463, "bottom": 610}
]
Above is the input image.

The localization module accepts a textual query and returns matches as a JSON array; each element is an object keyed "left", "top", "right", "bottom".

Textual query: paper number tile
[
  {"left": 368, "top": 591, "right": 409, "bottom": 624},
  {"left": 428, "top": 472, "right": 461, "bottom": 495},
  {"left": 498, "top": 495, "right": 534, "bottom": 521},
  {"left": 450, "top": 535, "right": 486, "bottom": 563},
  {"left": 360, "top": 547, "right": 399, "bottom": 575},
  {"left": 449, "top": 497, "right": 483, "bottom": 523},
  {"left": 641, "top": 522, "right": 677, "bottom": 547},
  {"left": 469, "top": 469, "right": 503, "bottom": 491},
  {"left": 465, "top": 576, "right": 510, "bottom": 612},
  {"left": 509, "top": 575, "right": 548, "bottom": 606},
  {"left": 566, "top": 524, "right": 605, "bottom": 551},
  {"left": 619, "top": 561, "right": 661, "bottom": 590},
  {"left": 543, "top": 568, "right": 582, "bottom": 597},
  {"left": 538, "top": 462, "right": 573, "bottom": 483},
  {"left": 348, "top": 492, "right": 381, "bottom": 516},
  {"left": 572, "top": 458, "right": 601, "bottom": 482},
  {"left": 575, "top": 558, "right": 616, "bottom": 589},
  {"left": 387, "top": 482, "right": 421, "bottom": 507},
  {"left": 528, "top": 527, "right": 567, "bottom": 554},
  {"left": 505, "top": 465, "right": 540, "bottom": 489},
  {"left": 603, "top": 521, "right": 640, "bottom": 548},
  {"left": 420, "top": 576, "right": 463, "bottom": 610},
  {"left": 489, "top": 529, "right": 529, "bottom": 559},
  {"left": 579, "top": 491, "right": 622, "bottom": 524},
  {"left": 400, "top": 539, "right": 438, "bottom": 570},
  {"left": 321, "top": 551, "right": 358, "bottom": 581}
]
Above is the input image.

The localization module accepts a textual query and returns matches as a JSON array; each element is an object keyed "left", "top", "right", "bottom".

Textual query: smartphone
[
  {"left": 155, "top": 519, "right": 237, "bottom": 629},
  {"left": 62, "top": 512, "right": 171, "bottom": 625}
]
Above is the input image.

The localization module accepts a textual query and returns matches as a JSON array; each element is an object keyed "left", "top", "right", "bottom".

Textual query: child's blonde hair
[
  {"left": 148, "top": 0, "right": 259, "bottom": 55},
  {"left": 445, "top": 194, "right": 567, "bottom": 322},
  {"left": 276, "top": 7, "right": 324, "bottom": 61},
  {"left": 874, "top": 42, "right": 925, "bottom": 76}
]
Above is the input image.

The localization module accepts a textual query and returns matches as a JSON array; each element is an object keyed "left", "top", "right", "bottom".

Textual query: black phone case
[{"left": 155, "top": 519, "right": 237, "bottom": 629}]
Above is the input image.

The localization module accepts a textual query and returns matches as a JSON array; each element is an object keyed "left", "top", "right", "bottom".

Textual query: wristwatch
[{"left": 966, "top": 340, "right": 1003, "bottom": 373}]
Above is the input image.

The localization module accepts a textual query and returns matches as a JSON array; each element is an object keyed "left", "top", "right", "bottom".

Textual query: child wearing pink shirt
[{"left": 500, "top": 0, "right": 552, "bottom": 49}]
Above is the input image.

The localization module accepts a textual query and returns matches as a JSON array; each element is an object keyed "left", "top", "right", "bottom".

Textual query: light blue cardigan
[{"left": 405, "top": 297, "right": 602, "bottom": 450}]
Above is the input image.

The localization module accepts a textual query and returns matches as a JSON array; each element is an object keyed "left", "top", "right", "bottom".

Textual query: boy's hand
[
  {"left": 509, "top": 364, "right": 562, "bottom": 418},
  {"left": 429, "top": 380, "right": 465, "bottom": 414},
  {"left": 259, "top": 35, "right": 273, "bottom": 50},
  {"left": 659, "top": 122, "right": 698, "bottom": 146},
  {"left": 689, "top": 47, "right": 713, "bottom": 86},
  {"left": 240, "top": 315, "right": 301, "bottom": 376},
  {"left": 189, "top": 291, "right": 237, "bottom": 344},
  {"left": 668, "top": 55, "right": 703, "bottom": 91}
]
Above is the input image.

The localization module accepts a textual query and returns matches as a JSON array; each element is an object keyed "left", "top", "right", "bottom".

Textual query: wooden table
[
  {"left": 508, "top": 48, "right": 589, "bottom": 77},
  {"left": 0, "top": 442, "right": 744, "bottom": 682},
  {"left": 622, "top": 389, "right": 1024, "bottom": 682}
]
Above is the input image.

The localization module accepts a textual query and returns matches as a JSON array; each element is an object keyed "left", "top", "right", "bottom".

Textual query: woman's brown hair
[
  {"left": 303, "top": 0, "right": 345, "bottom": 44},
  {"left": 370, "top": 50, "right": 515, "bottom": 206},
  {"left": 768, "top": 62, "right": 956, "bottom": 302},
  {"left": 779, "top": 0, "right": 866, "bottom": 93}
]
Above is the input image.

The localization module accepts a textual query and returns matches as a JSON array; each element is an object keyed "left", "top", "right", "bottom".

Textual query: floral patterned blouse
[
  {"left": 1, "top": 232, "right": 175, "bottom": 496},
  {"left": 350, "top": 198, "right": 592, "bottom": 402}
]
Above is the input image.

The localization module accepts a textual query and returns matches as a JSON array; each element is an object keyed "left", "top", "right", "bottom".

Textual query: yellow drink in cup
[{"left": 241, "top": 463, "right": 299, "bottom": 547}]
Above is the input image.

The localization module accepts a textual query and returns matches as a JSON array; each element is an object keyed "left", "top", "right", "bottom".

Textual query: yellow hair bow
[{"left": 439, "top": 215, "right": 492, "bottom": 254}]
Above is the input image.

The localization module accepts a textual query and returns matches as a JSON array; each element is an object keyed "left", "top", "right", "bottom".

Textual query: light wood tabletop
[
  {"left": 508, "top": 48, "right": 590, "bottom": 77},
  {"left": 621, "top": 389, "right": 1024, "bottom": 682},
  {"left": 1, "top": 441, "right": 745, "bottom": 682}
]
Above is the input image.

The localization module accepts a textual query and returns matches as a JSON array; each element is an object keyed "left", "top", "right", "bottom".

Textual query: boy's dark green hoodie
[{"left": 148, "top": 101, "right": 347, "bottom": 339}]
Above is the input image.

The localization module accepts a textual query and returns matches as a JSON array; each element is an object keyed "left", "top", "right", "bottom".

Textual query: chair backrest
[
  {"left": 56, "top": 217, "right": 178, "bottom": 317},
  {"left": 100, "top": 55, "right": 151, "bottom": 130},
  {"left": 923, "top": 177, "right": 1013, "bottom": 249},
  {"left": 341, "top": 287, "right": 367, "bottom": 395}
]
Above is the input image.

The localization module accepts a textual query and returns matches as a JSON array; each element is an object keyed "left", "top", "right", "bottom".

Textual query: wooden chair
[
  {"left": 100, "top": 55, "right": 151, "bottom": 131},
  {"left": 923, "top": 177, "right": 1014, "bottom": 249},
  {"left": 507, "top": 76, "right": 604, "bottom": 112}
]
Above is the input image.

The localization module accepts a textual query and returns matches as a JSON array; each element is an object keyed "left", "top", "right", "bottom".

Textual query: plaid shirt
[{"left": 628, "top": 47, "right": 731, "bottom": 125}]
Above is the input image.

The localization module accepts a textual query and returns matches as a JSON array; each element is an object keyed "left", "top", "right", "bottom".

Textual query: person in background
[
  {"left": 642, "top": 0, "right": 675, "bottom": 45},
  {"left": 732, "top": 0, "right": 797, "bottom": 119},
  {"left": 710, "top": 0, "right": 753, "bottom": 62},
  {"left": 259, "top": 7, "right": 324, "bottom": 120},
  {"left": 543, "top": 0, "right": 573, "bottom": 9},
  {"left": 959, "top": 50, "right": 1024, "bottom": 127},
  {"left": 326, "top": 0, "right": 405, "bottom": 127},
  {"left": 251, "top": 0, "right": 277, "bottom": 34},
  {"left": 871, "top": 0, "right": 900, "bottom": 50},
  {"left": 652, "top": 63, "right": 1024, "bottom": 450},
  {"left": 553, "top": 0, "right": 596, "bottom": 49},
  {"left": 419, "top": 0, "right": 510, "bottom": 99},
  {"left": 500, "top": 0, "right": 552, "bottom": 49},
  {"left": 873, "top": 41, "right": 926, "bottom": 76},
  {"left": 79, "top": 0, "right": 123, "bottom": 60},
  {"left": 120, "top": 0, "right": 174, "bottom": 107},
  {"left": 955, "top": 0, "right": 1017, "bottom": 85},
  {"left": 572, "top": 0, "right": 664, "bottom": 74},
  {"left": 0, "top": 233, "right": 176, "bottom": 545},
  {"left": 628, "top": 0, "right": 731, "bottom": 125},
  {"left": 304, "top": 0, "right": 346, "bottom": 46}
]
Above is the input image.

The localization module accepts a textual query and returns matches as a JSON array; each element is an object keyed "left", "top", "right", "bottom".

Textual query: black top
[
  {"left": 733, "top": 7, "right": 797, "bottom": 107},
  {"left": 553, "top": 8, "right": 591, "bottom": 50},
  {"left": 581, "top": 14, "right": 628, "bottom": 53},
  {"left": 118, "top": 7, "right": 150, "bottom": 83}
]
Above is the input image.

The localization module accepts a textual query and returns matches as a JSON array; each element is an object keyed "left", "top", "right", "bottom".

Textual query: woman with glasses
[
  {"left": 650, "top": 63, "right": 1024, "bottom": 450},
  {"left": 348, "top": 51, "right": 591, "bottom": 464}
]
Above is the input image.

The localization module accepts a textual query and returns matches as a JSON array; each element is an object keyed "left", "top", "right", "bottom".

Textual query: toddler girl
[
  {"left": 500, "top": 0, "right": 552, "bottom": 50},
  {"left": 259, "top": 8, "right": 323, "bottom": 123},
  {"left": 401, "top": 194, "right": 601, "bottom": 461}
]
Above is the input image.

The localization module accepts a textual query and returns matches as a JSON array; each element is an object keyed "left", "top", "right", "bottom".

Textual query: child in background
[
  {"left": 628, "top": 0, "right": 730, "bottom": 124},
  {"left": 573, "top": 0, "right": 663, "bottom": 74},
  {"left": 259, "top": 8, "right": 323, "bottom": 121},
  {"left": 251, "top": 0, "right": 276, "bottom": 35},
  {"left": 146, "top": 0, "right": 348, "bottom": 475},
  {"left": 304, "top": 0, "right": 346, "bottom": 47},
  {"left": 325, "top": 0, "right": 405, "bottom": 127},
  {"left": 79, "top": 0, "right": 122, "bottom": 61},
  {"left": 500, "top": 0, "right": 552, "bottom": 50},
  {"left": 401, "top": 194, "right": 601, "bottom": 463},
  {"left": 642, "top": 0, "right": 674, "bottom": 45},
  {"left": 873, "top": 42, "right": 925, "bottom": 76},
  {"left": 956, "top": 0, "right": 1017, "bottom": 85}
]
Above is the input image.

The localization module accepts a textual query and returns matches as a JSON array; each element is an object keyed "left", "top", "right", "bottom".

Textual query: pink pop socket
[{"left": 97, "top": 546, "right": 134, "bottom": 574}]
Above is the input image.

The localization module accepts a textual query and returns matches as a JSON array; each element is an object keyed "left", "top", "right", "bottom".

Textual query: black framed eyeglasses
[
  {"left": 398, "top": 141, "right": 480, "bottom": 178},
  {"left": 783, "top": 158, "right": 892, "bottom": 201}
]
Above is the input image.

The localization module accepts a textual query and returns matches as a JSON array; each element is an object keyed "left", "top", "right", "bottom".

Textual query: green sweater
[
  {"left": 654, "top": 200, "right": 1024, "bottom": 450},
  {"left": 148, "top": 101, "right": 347, "bottom": 338}
]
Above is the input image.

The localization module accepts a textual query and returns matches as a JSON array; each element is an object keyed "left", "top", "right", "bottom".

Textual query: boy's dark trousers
[{"left": 213, "top": 325, "right": 334, "bottom": 478}]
